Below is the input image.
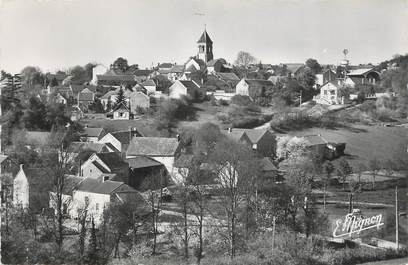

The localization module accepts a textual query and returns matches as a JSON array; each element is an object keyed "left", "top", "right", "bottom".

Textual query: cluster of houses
[{"left": 0, "top": 120, "right": 348, "bottom": 226}]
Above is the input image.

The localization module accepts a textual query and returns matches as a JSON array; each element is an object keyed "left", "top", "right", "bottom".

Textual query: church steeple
[{"left": 197, "top": 29, "right": 213, "bottom": 63}]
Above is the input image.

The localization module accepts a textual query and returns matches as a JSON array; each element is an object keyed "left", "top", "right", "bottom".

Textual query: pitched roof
[
  {"left": 244, "top": 79, "right": 274, "bottom": 87},
  {"left": 110, "top": 130, "right": 135, "bottom": 145},
  {"left": 141, "top": 79, "right": 156, "bottom": 86},
  {"left": 242, "top": 129, "right": 271, "bottom": 144},
  {"left": 78, "top": 88, "right": 94, "bottom": 101},
  {"left": 92, "top": 160, "right": 109, "bottom": 173},
  {"left": 95, "top": 152, "right": 128, "bottom": 169},
  {"left": 0, "top": 155, "right": 9, "bottom": 164},
  {"left": 216, "top": 72, "right": 240, "bottom": 81},
  {"left": 303, "top": 135, "right": 328, "bottom": 146},
  {"left": 127, "top": 137, "right": 180, "bottom": 157},
  {"left": 170, "top": 65, "right": 185, "bottom": 73},
  {"left": 125, "top": 156, "right": 163, "bottom": 169},
  {"left": 260, "top": 157, "right": 277, "bottom": 171},
  {"left": 113, "top": 101, "right": 130, "bottom": 112},
  {"left": 347, "top": 68, "right": 377, "bottom": 76},
  {"left": 197, "top": 30, "right": 213, "bottom": 44},
  {"left": 130, "top": 69, "right": 153, "bottom": 77},
  {"left": 83, "top": 127, "right": 104, "bottom": 138},
  {"left": 158, "top": 63, "right": 174, "bottom": 69},
  {"left": 179, "top": 80, "right": 200, "bottom": 91},
  {"left": 76, "top": 178, "right": 128, "bottom": 194},
  {"left": 222, "top": 129, "right": 247, "bottom": 142},
  {"left": 96, "top": 75, "right": 136, "bottom": 82},
  {"left": 68, "top": 141, "right": 107, "bottom": 153}
]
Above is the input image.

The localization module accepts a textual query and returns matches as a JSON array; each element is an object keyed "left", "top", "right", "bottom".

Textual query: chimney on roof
[
  {"left": 102, "top": 175, "right": 109, "bottom": 182},
  {"left": 176, "top": 134, "right": 181, "bottom": 142},
  {"left": 19, "top": 164, "right": 24, "bottom": 171},
  {"left": 228, "top": 127, "right": 232, "bottom": 133},
  {"left": 85, "top": 124, "right": 88, "bottom": 128}
]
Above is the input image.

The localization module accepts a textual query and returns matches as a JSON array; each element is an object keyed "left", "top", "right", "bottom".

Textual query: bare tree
[
  {"left": 369, "top": 158, "right": 380, "bottom": 190},
  {"left": 42, "top": 129, "right": 74, "bottom": 252},
  {"left": 208, "top": 138, "right": 260, "bottom": 259},
  {"left": 322, "top": 161, "right": 334, "bottom": 213},
  {"left": 140, "top": 169, "right": 168, "bottom": 255},
  {"left": 234, "top": 51, "right": 256, "bottom": 78}
]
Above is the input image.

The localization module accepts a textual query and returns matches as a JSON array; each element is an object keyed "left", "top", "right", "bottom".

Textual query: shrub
[
  {"left": 209, "top": 96, "right": 217, "bottom": 106},
  {"left": 216, "top": 113, "right": 230, "bottom": 124},
  {"left": 218, "top": 99, "right": 229, "bottom": 106},
  {"left": 231, "top": 95, "right": 252, "bottom": 106},
  {"left": 328, "top": 247, "right": 408, "bottom": 265}
]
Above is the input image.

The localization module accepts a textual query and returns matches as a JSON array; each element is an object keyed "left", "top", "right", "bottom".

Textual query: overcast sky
[{"left": 1, "top": 0, "right": 407, "bottom": 73}]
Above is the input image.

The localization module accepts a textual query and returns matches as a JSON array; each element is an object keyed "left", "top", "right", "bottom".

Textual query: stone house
[
  {"left": 80, "top": 127, "right": 106, "bottom": 142},
  {"left": 235, "top": 78, "right": 274, "bottom": 100},
  {"left": 80, "top": 152, "right": 129, "bottom": 183},
  {"left": 169, "top": 80, "right": 202, "bottom": 99},
  {"left": 126, "top": 137, "right": 181, "bottom": 184},
  {"left": 98, "top": 128, "right": 143, "bottom": 154}
]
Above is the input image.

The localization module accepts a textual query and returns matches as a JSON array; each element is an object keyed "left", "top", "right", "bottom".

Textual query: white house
[
  {"left": 50, "top": 176, "right": 146, "bottom": 225},
  {"left": 315, "top": 81, "right": 344, "bottom": 105},
  {"left": 80, "top": 127, "right": 106, "bottom": 143},
  {"left": 235, "top": 78, "right": 273, "bottom": 99},
  {"left": 141, "top": 79, "right": 157, "bottom": 94},
  {"left": 112, "top": 102, "right": 130, "bottom": 120},
  {"left": 80, "top": 152, "right": 129, "bottom": 182},
  {"left": 98, "top": 129, "right": 143, "bottom": 154},
  {"left": 126, "top": 137, "right": 181, "bottom": 184},
  {"left": 169, "top": 80, "right": 201, "bottom": 99},
  {"left": 13, "top": 165, "right": 29, "bottom": 208}
]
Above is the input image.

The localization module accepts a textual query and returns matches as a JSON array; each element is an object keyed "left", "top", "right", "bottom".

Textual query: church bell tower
[{"left": 197, "top": 29, "right": 213, "bottom": 63}]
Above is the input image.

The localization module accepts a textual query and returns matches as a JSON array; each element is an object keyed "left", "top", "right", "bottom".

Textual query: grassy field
[{"left": 287, "top": 124, "right": 408, "bottom": 168}]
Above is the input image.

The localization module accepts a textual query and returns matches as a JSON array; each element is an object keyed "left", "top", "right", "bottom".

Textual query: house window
[
  {"left": 330, "top": 90, "right": 335, "bottom": 95},
  {"left": 84, "top": 196, "right": 89, "bottom": 206},
  {"left": 119, "top": 112, "right": 123, "bottom": 117},
  {"left": 323, "top": 90, "right": 327, "bottom": 95}
]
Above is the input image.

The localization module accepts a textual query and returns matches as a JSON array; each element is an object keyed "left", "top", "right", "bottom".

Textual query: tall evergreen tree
[{"left": 115, "top": 88, "right": 126, "bottom": 107}]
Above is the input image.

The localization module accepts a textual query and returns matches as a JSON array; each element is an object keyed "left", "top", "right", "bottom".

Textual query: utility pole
[
  {"left": 299, "top": 90, "right": 302, "bottom": 107},
  {"left": 271, "top": 216, "right": 276, "bottom": 251},
  {"left": 395, "top": 185, "right": 399, "bottom": 251}
]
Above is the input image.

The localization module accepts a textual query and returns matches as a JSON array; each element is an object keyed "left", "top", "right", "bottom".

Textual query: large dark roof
[
  {"left": 126, "top": 69, "right": 153, "bottom": 76},
  {"left": 216, "top": 72, "right": 240, "bottom": 81},
  {"left": 76, "top": 178, "right": 131, "bottom": 194},
  {"left": 244, "top": 79, "right": 274, "bottom": 87},
  {"left": 158, "top": 63, "right": 174, "bottom": 69},
  {"left": 83, "top": 127, "right": 104, "bottom": 138},
  {"left": 97, "top": 75, "right": 136, "bottom": 82},
  {"left": 125, "top": 156, "right": 163, "bottom": 169},
  {"left": 179, "top": 80, "right": 200, "bottom": 91},
  {"left": 95, "top": 152, "right": 128, "bottom": 169},
  {"left": 197, "top": 30, "right": 213, "bottom": 44},
  {"left": 127, "top": 137, "right": 180, "bottom": 157},
  {"left": 170, "top": 65, "right": 185, "bottom": 73},
  {"left": 110, "top": 131, "right": 135, "bottom": 145}
]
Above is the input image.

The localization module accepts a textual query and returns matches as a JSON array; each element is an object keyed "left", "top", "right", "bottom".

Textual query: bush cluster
[{"left": 328, "top": 247, "right": 408, "bottom": 265}]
